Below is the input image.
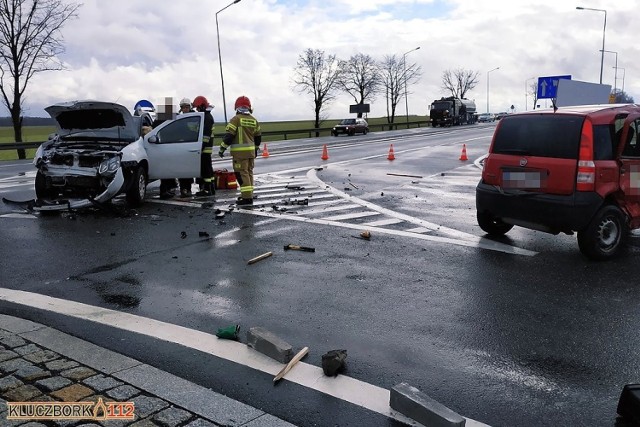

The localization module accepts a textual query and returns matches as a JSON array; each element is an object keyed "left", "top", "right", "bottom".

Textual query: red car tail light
[{"left": 576, "top": 117, "right": 595, "bottom": 191}]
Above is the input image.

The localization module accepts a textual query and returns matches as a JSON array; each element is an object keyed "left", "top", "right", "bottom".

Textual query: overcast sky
[{"left": 19, "top": 0, "right": 638, "bottom": 123}]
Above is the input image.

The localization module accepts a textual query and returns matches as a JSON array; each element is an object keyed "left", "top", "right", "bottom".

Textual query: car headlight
[{"left": 99, "top": 157, "right": 121, "bottom": 175}]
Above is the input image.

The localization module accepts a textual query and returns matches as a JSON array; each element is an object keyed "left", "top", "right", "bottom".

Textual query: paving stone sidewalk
[{"left": 0, "top": 316, "right": 296, "bottom": 427}]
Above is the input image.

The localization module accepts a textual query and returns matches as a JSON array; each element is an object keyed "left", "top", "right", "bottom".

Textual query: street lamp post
[
  {"left": 486, "top": 67, "right": 499, "bottom": 113},
  {"left": 619, "top": 67, "right": 626, "bottom": 93},
  {"left": 216, "top": 0, "right": 242, "bottom": 124},
  {"left": 403, "top": 47, "right": 420, "bottom": 127},
  {"left": 576, "top": 6, "right": 607, "bottom": 84},
  {"left": 600, "top": 49, "right": 618, "bottom": 93},
  {"left": 525, "top": 76, "right": 535, "bottom": 111}
]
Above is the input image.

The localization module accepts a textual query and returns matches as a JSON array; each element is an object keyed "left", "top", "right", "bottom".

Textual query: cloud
[{"left": 14, "top": 0, "right": 640, "bottom": 122}]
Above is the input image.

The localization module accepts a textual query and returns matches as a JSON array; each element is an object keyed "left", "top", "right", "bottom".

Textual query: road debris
[
  {"left": 360, "top": 230, "right": 371, "bottom": 240},
  {"left": 284, "top": 244, "right": 315, "bottom": 252},
  {"left": 216, "top": 325, "right": 240, "bottom": 340},
  {"left": 322, "top": 349, "right": 347, "bottom": 376},
  {"left": 180, "top": 231, "right": 187, "bottom": 239},
  {"left": 274, "top": 347, "right": 309, "bottom": 383},
  {"left": 387, "top": 173, "right": 424, "bottom": 178},
  {"left": 247, "top": 251, "right": 273, "bottom": 265},
  {"left": 349, "top": 182, "right": 359, "bottom": 190},
  {"left": 199, "top": 231, "right": 210, "bottom": 238}
]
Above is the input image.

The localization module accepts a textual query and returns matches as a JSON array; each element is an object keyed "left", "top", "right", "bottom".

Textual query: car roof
[{"left": 512, "top": 103, "right": 640, "bottom": 124}]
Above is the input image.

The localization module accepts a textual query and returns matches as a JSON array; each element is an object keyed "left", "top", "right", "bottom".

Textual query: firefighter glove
[{"left": 218, "top": 148, "right": 225, "bottom": 158}]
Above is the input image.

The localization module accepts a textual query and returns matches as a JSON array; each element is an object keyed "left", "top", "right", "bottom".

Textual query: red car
[
  {"left": 476, "top": 104, "right": 640, "bottom": 260},
  {"left": 331, "top": 118, "right": 369, "bottom": 136}
]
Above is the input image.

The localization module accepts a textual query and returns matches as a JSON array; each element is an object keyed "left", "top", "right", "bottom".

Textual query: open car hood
[{"left": 45, "top": 100, "right": 138, "bottom": 141}]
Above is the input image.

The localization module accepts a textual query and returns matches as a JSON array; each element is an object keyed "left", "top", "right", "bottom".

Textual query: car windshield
[{"left": 339, "top": 119, "right": 356, "bottom": 125}]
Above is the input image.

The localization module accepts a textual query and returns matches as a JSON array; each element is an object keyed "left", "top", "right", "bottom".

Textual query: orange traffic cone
[
  {"left": 459, "top": 144, "right": 468, "bottom": 161},
  {"left": 262, "top": 143, "right": 270, "bottom": 158},
  {"left": 321, "top": 144, "right": 329, "bottom": 160},
  {"left": 387, "top": 144, "right": 396, "bottom": 161}
]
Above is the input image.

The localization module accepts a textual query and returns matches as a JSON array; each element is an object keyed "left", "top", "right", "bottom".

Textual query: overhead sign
[
  {"left": 349, "top": 103, "right": 370, "bottom": 114},
  {"left": 537, "top": 75, "right": 571, "bottom": 99},
  {"left": 555, "top": 80, "right": 611, "bottom": 107}
]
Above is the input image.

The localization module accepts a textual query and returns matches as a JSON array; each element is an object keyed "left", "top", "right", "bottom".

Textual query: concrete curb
[{"left": 0, "top": 315, "right": 296, "bottom": 427}]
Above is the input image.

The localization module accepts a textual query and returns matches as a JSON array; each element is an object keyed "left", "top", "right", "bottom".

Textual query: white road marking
[
  {"left": 0, "top": 287, "right": 489, "bottom": 427},
  {"left": 320, "top": 211, "right": 381, "bottom": 221}
]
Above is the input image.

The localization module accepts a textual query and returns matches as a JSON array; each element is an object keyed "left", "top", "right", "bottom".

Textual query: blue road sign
[{"left": 537, "top": 75, "right": 571, "bottom": 99}]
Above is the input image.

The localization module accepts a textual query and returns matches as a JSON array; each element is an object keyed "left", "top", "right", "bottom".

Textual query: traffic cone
[
  {"left": 387, "top": 144, "right": 395, "bottom": 161},
  {"left": 459, "top": 144, "right": 468, "bottom": 161},
  {"left": 262, "top": 143, "right": 270, "bottom": 158},
  {"left": 321, "top": 144, "right": 329, "bottom": 160}
]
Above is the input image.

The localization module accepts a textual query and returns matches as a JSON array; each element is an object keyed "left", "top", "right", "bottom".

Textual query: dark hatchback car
[
  {"left": 476, "top": 104, "right": 640, "bottom": 260},
  {"left": 331, "top": 118, "right": 369, "bottom": 136}
]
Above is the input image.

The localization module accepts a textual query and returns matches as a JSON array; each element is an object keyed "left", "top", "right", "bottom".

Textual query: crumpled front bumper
[{"left": 33, "top": 168, "right": 125, "bottom": 211}]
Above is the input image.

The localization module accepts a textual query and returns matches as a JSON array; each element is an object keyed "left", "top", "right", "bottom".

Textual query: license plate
[{"left": 502, "top": 170, "right": 542, "bottom": 189}]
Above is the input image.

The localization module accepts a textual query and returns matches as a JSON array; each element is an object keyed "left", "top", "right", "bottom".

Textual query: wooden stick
[
  {"left": 386, "top": 173, "right": 423, "bottom": 178},
  {"left": 247, "top": 251, "right": 273, "bottom": 265},
  {"left": 274, "top": 347, "right": 309, "bottom": 382}
]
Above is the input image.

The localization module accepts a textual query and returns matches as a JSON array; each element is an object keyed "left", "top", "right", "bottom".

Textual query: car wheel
[
  {"left": 363, "top": 128, "right": 368, "bottom": 135},
  {"left": 477, "top": 211, "right": 513, "bottom": 235},
  {"left": 126, "top": 166, "right": 147, "bottom": 207},
  {"left": 577, "top": 205, "right": 628, "bottom": 260},
  {"left": 332, "top": 132, "right": 337, "bottom": 137},
  {"left": 35, "top": 171, "right": 55, "bottom": 199}
]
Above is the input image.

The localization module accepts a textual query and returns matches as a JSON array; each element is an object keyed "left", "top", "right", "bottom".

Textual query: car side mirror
[{"left": 148, "top": 135, "right": 158, "bottom": 144}]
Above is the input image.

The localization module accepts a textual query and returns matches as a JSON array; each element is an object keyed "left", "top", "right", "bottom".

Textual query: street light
[
  {"left": 600, "top": 49, "right": 617, "bottom": 92},
  {"left": 576, "top": 6, "right": 607, "bottom": 84},
  {"left": 216, "top": 0, "right": 242, "bottom": 124},
  {"left": 618, "top": 67, "right": 626, "bottom": 93},
  {"left": 403, "top": 46, "right": 420, "bottom": 127},
  {"left": 525, "top": 76, "right": 536, "bottom": 111},
  {"left": 486, "top": 67, "right": 499, "bottom": 113}
]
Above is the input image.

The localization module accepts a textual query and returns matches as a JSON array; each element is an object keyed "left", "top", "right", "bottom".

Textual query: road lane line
[{"left": 0, "top": 288, "right": 489, "bottom": 427}]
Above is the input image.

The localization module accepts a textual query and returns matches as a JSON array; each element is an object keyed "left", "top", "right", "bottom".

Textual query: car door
[
  {"left": 617, "top": 116, "right": 640, "bottom": 226},
  {"left": 144, "top": 113, "right": 203, "bottom": 180}
]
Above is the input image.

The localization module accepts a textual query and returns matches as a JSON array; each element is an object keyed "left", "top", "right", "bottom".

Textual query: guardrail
[{"left": 0, "top": 120, "right": 431, "bottom": 153}]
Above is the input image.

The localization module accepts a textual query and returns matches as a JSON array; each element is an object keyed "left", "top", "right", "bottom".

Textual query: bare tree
[
  {"left": 0, "top": 0, "right": 80, "bottom": 159},
  {"left": 292, "top": 48, "right": 343, "bottom": 136},
  {"left": 379, "top": 54, "right": 421, "bottom": 128},
  {"left": 336, "top": 53, "right": 381, "bottom": 118},
  {"left": 528, "top": 82, "right": 538, "bottom": 110},
  {"left": 614, "top": 90, "right": 634, "bottom": 103},
  {"left": 442, "top": 68, "right": 479, "bottom": 99}
]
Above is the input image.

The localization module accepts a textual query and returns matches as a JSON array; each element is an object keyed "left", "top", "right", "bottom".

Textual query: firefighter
[
  {"left": 178, "top": 98, "right": 196, "bottom": 197},
  {"left": 178, "top": 98, "right": 194, "bottom": 115},
  {"left": 218, "top": 96, "right": 262, "bottom": 207},
  {"left": 192, "top": 95, "right": 215, "bottom": 197}
]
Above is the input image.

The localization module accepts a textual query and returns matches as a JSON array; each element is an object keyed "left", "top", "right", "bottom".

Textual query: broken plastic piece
[{"left": 216, "top": 325, "right": 240, "bottom": 340}]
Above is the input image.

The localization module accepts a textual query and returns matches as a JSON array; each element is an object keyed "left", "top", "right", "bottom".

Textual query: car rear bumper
[{"left": 475, "top": 181, "right": 603, "bottom": 233}]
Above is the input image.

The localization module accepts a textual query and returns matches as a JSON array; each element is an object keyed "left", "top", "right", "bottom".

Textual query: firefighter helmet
[
  {"left": 234, "top": 96, "right": 252, "bottom": 111},
  {"left": 193, "top": 95, "right": 209, "bottom": 110},
  {"left": 179, "top": 97, "right": 191, "bottom": 107}
]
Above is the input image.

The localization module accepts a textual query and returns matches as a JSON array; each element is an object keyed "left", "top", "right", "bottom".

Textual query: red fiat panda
[{"left": 476, "top": 104, "right": 640, "bottom": 260}]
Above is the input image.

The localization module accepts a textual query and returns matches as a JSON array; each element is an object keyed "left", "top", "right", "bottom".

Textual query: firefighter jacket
[
  {"left": 221, "top": 112, "right": 262, "bottom": 160},
  {"left": 202, "top": 109, "right": 215, "bottom": 154}
]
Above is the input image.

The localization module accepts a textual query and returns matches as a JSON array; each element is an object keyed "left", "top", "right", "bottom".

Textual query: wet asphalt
[{"left": 2, "top": 125, "right": 640, "bottom": 426}]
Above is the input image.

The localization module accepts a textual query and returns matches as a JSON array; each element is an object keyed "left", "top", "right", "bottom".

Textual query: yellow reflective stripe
[
  {"left": 203, "top": 136, "right": 210, "bottom": 142},
  {"left": 230, "top": 145, "right": 255, "bottom": 152},
  {"left": 226, "top": 123, "right": 237, "bottom": 132},
  {"left": 240, "top": 185, "right": 254, "bottom": 192},
  {"left": 239, "top": 118, "right": 257, "bottom": 128},
  {"left": 203, "top": 148, "right": 213, "bottom": 153},
  {"left": 204, "top": 178, "right": 213, "bottom": 183},
  {"left": 220, "top": 142, "right": 229, "bottom": 149}
]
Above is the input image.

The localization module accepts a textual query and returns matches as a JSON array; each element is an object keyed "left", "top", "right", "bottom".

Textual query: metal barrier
[{"left": 0, "top": 120, "right": 431, "bottom": 152}]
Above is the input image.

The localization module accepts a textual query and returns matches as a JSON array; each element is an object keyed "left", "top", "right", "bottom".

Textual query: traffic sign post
[{"left": 537, "top": 75, "right": 571, "bottom": 99}]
